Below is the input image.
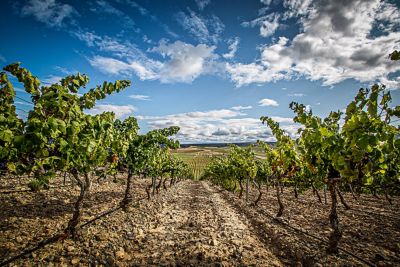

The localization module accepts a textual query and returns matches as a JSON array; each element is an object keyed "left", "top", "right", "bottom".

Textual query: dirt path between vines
[
  {"left": 131, "top": 180, "right": 283, "bottom": 266},
  {"left": 4, "top": 179, "right": 283, "bottom": 266}
]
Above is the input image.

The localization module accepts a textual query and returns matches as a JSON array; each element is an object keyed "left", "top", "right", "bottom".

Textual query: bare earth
[
  {"left": 1, "top": 177, "right": 399, "bottom": 266},
  {"left": 1, "top": 178, "right": 282, "bottom": 266}
]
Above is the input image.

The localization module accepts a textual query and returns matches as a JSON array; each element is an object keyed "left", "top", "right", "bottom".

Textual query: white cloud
[
  {"left": 21, "top": 0, "right": 77, "bottom": 27},
  {"left": 226, "top": 62, "right": 287, "bottom": 87},
  {"left": 282, "top": 0, "right": 313, "bottom": 19},
  {"left": 73, "top": 31, "right": 100, "bottom": 47},
  {"left": 139, "top": 108, "right": 297, "bottom": 143},
  {"left": 260, "top": 13, "right": 280, "bottom": 37},
  {"left": 79, "top": 32, "right": 217, "bottom": 83},
  {"left": 77, "top": 30, "right": 217, "bottom": 83},
  {"left": 129, "top": 94, "right": 151, "bottom": 101},
  {"left": 138, "top": 109, "right": 244, "bottom": 121},
  {"left": 176, "top": 8, "right": 224, "bottom": 44},
  {"left": 241, "top": 13, "right": 280, "bottom": 38},
  {"left": 86, "top": 104, "right": 137, "bottom": 119},
  {"left": 270, "top": 116, "right": 293, "bottom": 123},
  {"left": 54, "top": 66, "right": 78, "bottom": 75},
  {"left": 374, "top": 2, "right": 400, "bottom": 32},
  {"left": 258, "top": 98, "right": 279, "bottom": 107},
  {"left": 42, "top": 75, "right": 63, "bottom": 85},
  {"left": 223, "top": 37, "right": 240, "bottom": 59},
  {"left": 152, "top": 40, "right": 216, "bottom": 83},
  {"left": 260, "top": 36, "right": 292, "bottom": 72},
  {"left": 73, "top": 31, "right": 148, "bottom": 61},
  {"left": 379, "top": 76, "right": 400, "bottom": 90},
  {"left": 88, "top": 56, "right": 158, "bottom": 80},
  {"left": 231, "top": 0, "right": 400, "bottom": 88},
  {"left": 231, "top": 105, "right": 252, "bottom": 111},
  {"left": 142, "top": 35, "right": 152, "bottom": 44},
  {"left": 195, "top": 0, "right": 211, "bottom": 10}
]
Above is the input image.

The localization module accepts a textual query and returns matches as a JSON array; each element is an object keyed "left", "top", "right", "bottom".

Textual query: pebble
[{"left": 71, "top": 258, "right": 80, "bottom": 265}]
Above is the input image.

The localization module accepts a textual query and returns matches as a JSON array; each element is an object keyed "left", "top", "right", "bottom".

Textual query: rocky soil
[
  {"left": 1, "top": 176, "right": 399, "bottom": 266},
  {"left": 230, "top": 184, "right": 400, "bottom": 266}
]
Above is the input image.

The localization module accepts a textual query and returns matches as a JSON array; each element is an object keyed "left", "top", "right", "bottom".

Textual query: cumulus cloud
[
  {"left": 176, "top": 8, "right": 224, "bottom": 44},
  {"left": 138, "top": 109, "right": 244, "bottom": 121},
  {"left": 223, "top": 37, "right": 240, "bottom": 59},
  {"left": 21, "top": 0, "right": 77, "bottom": 27},
  {"left": 151, "top": 40, "right": 216, "bottom": 83},
  {"left": 270, "top": 116, "right": 293, "bottom": 123},
  {"left": 226, "top": 62, "right": 287, "bottom": 87},
  {"left": 86, "top": 104, "right": 137, "bottom": 119},
  {"left": 231, "top": 0, "right": 400, "bottom": 88},
  {"left": 139, "top": 108, "right": 294, "bottom": 143},
  {"left": 231, "top": 105, "right": 253, "bottom": 111},
  {"left": 258, "top": 98, "right": 279, "bottom": 107},
  {"left": 138, "top": 108, "right": 298, "bottom": 143},
  {"left": 129, "top": 94, "right": 151, "bottom": 101},
  {"left": 87, "top": 39, "right": 216, "bottom": 83},
  {"left": 282, "top": 0, "right": 313, "bottom": 19}
]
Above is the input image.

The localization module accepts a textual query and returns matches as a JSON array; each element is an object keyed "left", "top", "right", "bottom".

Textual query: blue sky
[{"left": 1, "top": 0, "right": 400, "bottom": 143}]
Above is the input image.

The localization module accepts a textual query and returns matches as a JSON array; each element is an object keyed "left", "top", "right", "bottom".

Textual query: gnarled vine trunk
[
  {"left": 246, "top": 178, "right": 249, "bottom": 202},
  {"left": 253, "top": 180, "right": 262, "bottom": 206},
  {"left": 312, "top": 183, "right": 322, "bottom": 203},
  {"left": 327, "top": 180, "right": 342, "bottom": 254},
  {"left": 384, "top": 188, "right": 393, "bottom": 205},
  {"left": 337, "top": 186, "right": 350, "bottom": 210},
  {"left": 65, "top": 171, "right": 91, "bottom": 237},
  {"left": 156, "top": 177, "right": 163, "bottom": 194},
  {"left": 163, "top": 178, "right": 168, "bottom": 190},
  {"left": 146, "top": 177, "right": 155, "bottom": 200},
  {"left": 121, "top": 169, "right": 133, "bottom": 209},
  {"left": 276, "top": 182, "right": 284, "bottom": 217},
  {"left": 349, "top": 184, "right": 357, "bottom": 201},
  {"left": 239, "top": 178, "right": 244, "bottom": 199},
  {"left": 63, "top": 172, "right": 67, "bottom": 185},
  {"left": 152, "top": 177, "right": 157, "bottom": 196}
]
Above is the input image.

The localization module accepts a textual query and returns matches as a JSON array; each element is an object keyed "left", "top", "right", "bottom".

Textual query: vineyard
[{"left": 0, "top": 54, "right": 399, "bottom": 266}]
